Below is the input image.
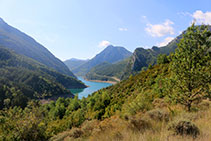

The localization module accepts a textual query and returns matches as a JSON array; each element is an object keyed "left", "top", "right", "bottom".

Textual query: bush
[
  {"left": 49, "top": 131, "right": 71, "bottom": 141},
  {"left": 168, "top": 119, "right": 200, "bottom": 138},
  {"left": 70, "top": 128, "right": 84, "bottom": 138},
  {"left": 50, "top": 128, "right": 83, "bottom": 141},
  {"left": 197, "top": 100, "right": 210, "bottom": 110},
  {"left": 128, "top": 114, "right": 151, "bottom": 132},
  {"left": 122, "top": 94, "right": 152, "bottom": 116},
  {"left": 152, "top": 98, "right": 167, "bottom": 108},
  {"left": 145, "top": 108, "right": 169, "bottom": 122},
  {"left": 81, "top": 120, "right": 100, "bottom": 136}
]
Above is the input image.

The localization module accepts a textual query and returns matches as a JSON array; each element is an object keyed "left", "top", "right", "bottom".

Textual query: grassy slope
[
  {"left": 51, "top": 103, "right": 211, "bottom": 141},
  {"left": 51, "top": 62, "right": 211, "bottom": 141}
]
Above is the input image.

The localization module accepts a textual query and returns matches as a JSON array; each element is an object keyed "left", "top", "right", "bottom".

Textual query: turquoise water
[{"left": 70, "top": 77, "right": 112, "bottom": 99}]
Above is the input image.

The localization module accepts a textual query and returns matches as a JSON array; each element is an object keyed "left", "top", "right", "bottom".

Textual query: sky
[{"left": 0, "top": 0, "right": 211, "bottom": 61}]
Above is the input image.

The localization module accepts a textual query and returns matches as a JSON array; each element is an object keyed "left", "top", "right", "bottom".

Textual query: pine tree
[{"left": 170, "top": 24, "right": 211, "bottom": 111}]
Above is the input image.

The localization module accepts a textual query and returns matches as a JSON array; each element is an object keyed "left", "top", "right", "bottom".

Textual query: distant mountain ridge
[
  {"left": 64, "top": 58, "right": 89, "bottom": 71},
  {"left": 72, "top": 45, "right": 132, "bottom": 76},
  {"left": 86, "top": 25, "right": 211, "bottom": 82},
  {"left": 0, "top": 17, "right": 75, "bottom": 77},
  {"left": 85, "top": 30, "right": 182, "bottom": 81}
]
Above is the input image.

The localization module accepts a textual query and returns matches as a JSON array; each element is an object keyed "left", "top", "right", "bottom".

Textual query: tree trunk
[{"left": 187, "top": 103, "right": 191, "bottom": 112}]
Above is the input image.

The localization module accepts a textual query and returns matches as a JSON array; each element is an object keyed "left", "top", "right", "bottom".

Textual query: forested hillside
[
  {"left": 0, "top": 18, "right": 75, "bottom": 77},
  {"left": 85, "top": 58, "right": 129, "bottom": 82},
  {"left": 72, "top": 45, "right": 132, "bottom": 76},
  {"left": 0, "top": 46, "right": 86, "bottom": 109},
  {"left": 0, "top": 24, "right": 210, "bottom": 141}
]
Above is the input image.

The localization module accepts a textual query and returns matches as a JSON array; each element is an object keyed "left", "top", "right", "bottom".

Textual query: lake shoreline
[{"left": 84, "top": 78, "right": 117, "bottom": 84}]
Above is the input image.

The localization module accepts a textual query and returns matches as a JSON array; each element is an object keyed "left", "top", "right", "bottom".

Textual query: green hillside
[
  {"left": 85, "top": 43, "right": 176, "bottom": 82},
  {"left": 72, "top": 45, "right": 132, "bottom": 76},
  {"left": 0, "top": 18, "right": 75, "bottom": 77},
  {"left": 0, "top": 24, "right": 210, "bottom": 141},
  {"left": 85, "top": 58, "right": 129, "bottom": 82},
  {"left": 0, "top": 46, "right": 86, "bottom": 109}
]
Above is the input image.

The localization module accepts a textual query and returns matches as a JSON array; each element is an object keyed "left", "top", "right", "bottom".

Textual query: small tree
[
  {"left": 169, "top": 24, "right": 211, "bottom": 111},
  {"left": 157, "top": 54, "right": 169, "bottom": 64}
]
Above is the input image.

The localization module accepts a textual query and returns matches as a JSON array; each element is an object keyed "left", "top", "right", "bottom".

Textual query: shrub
[
  {"left": 145, "top": 108, "right": 169, "bottom": 122},
  {"left": 70, "top": 128, "right": 84, "bottom": 138},
  {"left": 152, "top": 98, "right": 167, "bottom": 108},
  {"left": 168, "top": 119, "right": 200, "bottom": 138},
  {"left": 49, "top": 131, "right": 71, "bottom": 141},
  {"left": 49, "top": 128, "right": 83, "bottom": 141},
  {"left": 81, "top": 120, "right": 100, "bottom": 137},
  {"left": 121, "top": 94, "right": 152, "bottom": 116},
  {"left": 128, "top": 115, "right": 151, "bottom": 132},
  {"left": 197, "top": 100, "right": 210, "bottom": 110}
]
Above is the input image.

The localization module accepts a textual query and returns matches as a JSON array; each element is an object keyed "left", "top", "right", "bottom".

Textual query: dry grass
[{"left": 51, "top": 101, "right": 211, "bottom": 141}]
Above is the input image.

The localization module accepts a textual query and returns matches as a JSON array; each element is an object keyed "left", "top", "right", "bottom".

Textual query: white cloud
[
  {"left": 157, "top": 37, "right": 174, "bottom": 47},
  {"left": 142, "top": 15, "right": 147, "bottom": 19},
  {"left": 177, "top": 12, "right": 192, "bottom": 17},
  {"left": 118, "top": 27, "right": 128, "bottom": 31},
  {"left": 145, "top": 19, "right": 175, "bottom": 37},
  {"left": 141, "top": 15, "right": 149, "bottom": 23},
  {"left": 98, "top": 40, "right": 111, "bottom": 48},
  {"left": 192, "top": 10, "right": 211, "bottom": 25}
]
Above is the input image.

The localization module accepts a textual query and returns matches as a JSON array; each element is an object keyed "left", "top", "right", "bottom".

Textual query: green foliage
[
  {"left": 0, "top": 18, "right": 75, "bottom": 77},
  {"left": 0, "top": 24, "right": 210, "bottom": 140},
  {"left": 122, "top": 93, "right": 153, "bottom": 116},
  {"left": 169, "top": 24, "right": 211, "bottom": 111},
  {"left": 0, "top": 47, "right": 86, "bottom": 109},
  {"left": 72, "top": 45, "right": 132, "bottom": 76},
  {"left": 86, "top": 35, "right": 178, "bottom": 82},
  {"left": 85, "top": 59, "right": 129, "bottom": 81},
  {"left": 0, "top": 101, "right": 48, "bottom": 141},
  {"left": 157, "top": 54, "right": 169, "bottom": 64}
]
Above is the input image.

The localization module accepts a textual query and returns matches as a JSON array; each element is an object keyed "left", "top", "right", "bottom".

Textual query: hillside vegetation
[
  {"left": 85, "top": 58, "right": 129, "bottom": 82},
  {"left": 0, "top": 24, "right": 210, "bottom": 141},
  {"left": 85, "top": 37, "right": 178, "bottom": 82},
  {"left": 85, "top": 26, "right": 211, "bottom": 81},
  {"left": 72, "top": 45, "right": 132, "bottom": 76},
  {"left": 0, "top": 46, "right": 86, "bottom": 109},
  {"left": 0, "top": 18, "right": 75, "bottom": 77}
]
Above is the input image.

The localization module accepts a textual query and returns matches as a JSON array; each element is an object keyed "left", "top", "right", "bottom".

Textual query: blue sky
[{"left": 0, "top": 0, "right": 211, "bottom": 61}]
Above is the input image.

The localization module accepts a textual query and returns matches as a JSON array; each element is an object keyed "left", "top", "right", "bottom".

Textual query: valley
[{"left": 0, "top": 1, "right": 211, "bottom": 141}]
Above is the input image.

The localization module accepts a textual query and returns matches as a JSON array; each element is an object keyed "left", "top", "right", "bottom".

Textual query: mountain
[
  {"left": 125, "top": 25, "right": 211, "bottom": 77},
  {"left": 64, "top": 58, "right": 89, "bottom": 71},
  {"left": 85, "top": 34, "right": 180, "bottom": 82},
  {"left": 1, "top": 24, "right": 211, "bottom": 141},
  {"left": 72, "top": 45, "right": 132, "bottom": 76},
  {"left": 0, "top": 17, "right": 75, "bottom": 77},
  {"left": 0, "top": 46, "right": 86, "bottom": 109},
  {"left": 85, "top": 58, "right": 129, "bottom": 82},
  {"left": 89, "top": 25, "right": 211, "bottom": 81}
]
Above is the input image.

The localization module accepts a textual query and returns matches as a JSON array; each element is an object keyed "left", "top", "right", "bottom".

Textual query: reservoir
[{"left": 70, "top": 77, "right": 112, "bottom": 99}]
